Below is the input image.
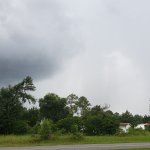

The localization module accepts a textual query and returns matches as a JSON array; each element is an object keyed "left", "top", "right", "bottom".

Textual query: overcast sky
[{"left": 1, "top": 0, "right": 150, "bottom": 115}]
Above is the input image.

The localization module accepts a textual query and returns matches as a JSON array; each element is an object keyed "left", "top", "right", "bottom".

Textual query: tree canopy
[
  {"left": 0, "top": 76, "right": 149, "bottom": 135},
  {"left": 0, "top": 76, "right": 35, "bottom": 134}
]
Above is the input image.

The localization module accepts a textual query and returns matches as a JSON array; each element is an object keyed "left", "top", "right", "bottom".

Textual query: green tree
[
  {"left": 120, "top": 110, "right": 133, "bottom": 124},
  {"left": 143, "top": 115, "right": 150, "bottom": 123},
  {"left": 83, "top": 115, "right": 103, "bottom": 135},
  {"left": 57, "top": 116, "right": 82, "bottom": 133},
  {"left": 90, "top": 105, "right": 109, "bottom": 116},
  {"left": 83, "top": 104, "right": 119, "bottom": 135},
  {"left": 0, "top": 76, "right": 35, "bottom": 134},
  {"left": 23, "top": 107, "right": 40, "bottom": 127},
  {"left": 13, "top": 120, "right": 29, "bottom": 135},
  {"left": 76, "top": 96, "right": 91, "bottom": 116},
  {"left": 83, "top": 113, "right": 119, "bottom": 135},
  {"left": 12, "top": 76, "right": 36, "bottom": 104},
  {"left": 39, "top": 93, "right": 69, "bottom": 122},
  {"left": 131, "top": 114, "right": 143, "bottom": 127}
]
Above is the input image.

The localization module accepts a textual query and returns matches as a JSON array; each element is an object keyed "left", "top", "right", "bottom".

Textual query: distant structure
[
  {"left": 135, "top": 123, "right": 150, "bottom": 130},
  {"left": 119, "top": 123, "right": 131, "bottom": 133}
]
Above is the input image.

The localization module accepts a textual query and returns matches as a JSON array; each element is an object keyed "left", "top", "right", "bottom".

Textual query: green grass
[
  {"left": 1, "top": 133, "right": 150, "bottom": 147},
  {"left": 121, "top": 148, "right": 150, "bottom": 150}
]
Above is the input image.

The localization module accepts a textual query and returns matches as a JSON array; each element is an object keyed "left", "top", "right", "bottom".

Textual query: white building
[
  {"left": 119, "top": 123, "right": 131, "bottom": 133},
  {"left": 135, "top": 124, "right": 145, "bottom": 130},
  {"left": 135, "top": 123, "right": 150, "bottom": 130}
]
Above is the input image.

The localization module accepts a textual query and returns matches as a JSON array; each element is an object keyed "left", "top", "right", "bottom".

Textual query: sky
[{"left": 0, "top": 0, "right": 150, "bottom": 115}]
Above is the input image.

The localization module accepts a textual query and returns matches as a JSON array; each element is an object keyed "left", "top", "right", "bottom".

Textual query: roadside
[
  {"left": 1, "top": 143, "right": 150, "bottom": 150},
  {"left": 1, "top": 134, "right": 150, "bottom": 147}
]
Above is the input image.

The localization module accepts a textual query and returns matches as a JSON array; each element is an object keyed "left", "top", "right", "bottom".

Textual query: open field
[{"left": 1, "top": 133, "right": 150, "bottom": 147}]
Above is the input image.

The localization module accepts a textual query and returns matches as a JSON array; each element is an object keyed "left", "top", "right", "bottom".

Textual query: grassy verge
[
  {"left": 1, "top": 133, "right": 150, "bottom": 147},
  {"left": 121, "top": 149, "right": 150, "bottom": 150}
]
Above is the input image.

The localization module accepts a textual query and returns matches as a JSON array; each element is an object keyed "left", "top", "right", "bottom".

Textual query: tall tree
[
  {"left": 76, "top": 96, "right": 91, "bottom": 116},
  {"left": 120, "top": 110, "right": 133, "bottom": 125},
  {"left": 131, "top": 114, "right": 143, "bottom": 127},
  {"left": 0, "top": 76, "right": 35, "bottom": 134},
  {"left": 23, "top": 107, "right": 40, "bottom": 127},
  {"left": 13, "top": 76, "right": 36, "bottom": 103},
  {"left": 90, "top": 105, "right": 109, "bottom": 116},
  {"left": 39, "top": 93, "right": 69, "bottom": 122}
]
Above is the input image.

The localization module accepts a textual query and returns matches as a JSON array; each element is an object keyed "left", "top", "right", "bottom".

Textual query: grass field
[
  {"left": 1, "top": 133, "right": 150, "bottom": 147},
  {"left": 122, "top": 149, "right": 150, "bottom": 150}
]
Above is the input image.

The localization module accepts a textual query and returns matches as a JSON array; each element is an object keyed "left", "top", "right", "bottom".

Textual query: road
[{"left": 1, "top": 143, "right": 150, "bottom": 150}]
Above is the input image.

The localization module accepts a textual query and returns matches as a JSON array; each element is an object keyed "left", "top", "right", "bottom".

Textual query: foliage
[
  {"left": 1, "top": 76, "right": 150, "bottom": 137},
  {"left": 127, "top": 127, "right": 146, "bottom": 136},
  {"left": 39, "top": 119, "right": 52, "bottom": 140},
  {"left": 13, "top": 121, "right": 29, "bottom": 135},
  {"left": 116, "top": 127, "right": 146, "bottom": 136},
  {"left": 70, "top": 132, "right": 84, "bottom": 141},
  {"left": 39, "top": 93, "right": 69, "bottom": 122},
  {"left": 76, "top": 96, "right": 91, "bottom": 116},
  {"left": 120, "top": 110, "right": 133, "bottom": 124},
  {"left": 23, "top": 107, "right": 40, "bottom": 127},
  {"left": 29, "top": 124, "right": 40, "bottom": 134},
  {"left": 143, "top": 115, "right": 150, "bottom": 123},
  {"left": 0, "top": 76, "right": 35, "bottom": 134},
  {"left": 83, "top": 115, "right": 103, "bottom": 135},
  {"left": 83, "top": 106, "right": 119, "bottom": 135},
  {"left": 57, "top": 116, "right": 82, "bottom": 133},
  {"left": 71, "top": 124, "right": 78, "bottom": 134},
  {"left": 0, "top": 87, "right": 23, "bottom": 134},
  {"left": 12, "top": 76, "right": 36, "bottom": 104},
  {"left": 131, "top": 114, "right": 143, "bottom": 127}
]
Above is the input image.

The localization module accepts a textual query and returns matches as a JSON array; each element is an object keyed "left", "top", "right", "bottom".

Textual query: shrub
[
  {"left": 39, "top": 119, "right": 52, "bottom": 140},
  {"left": 29, "top": 124, "right": 40, "bottom": 134},
  {"left": 115, "top": 128, "right": 128, "bottom": 136},
  {"left": 57, "top": 117, "right": 82, "bottom": 134},
  {"left": 13, "top": 121, "right": 29, "bottom": 135},
  {"left": 70, "top": 132, "right": 84, "bottom": 141},
  {"left": 128, "top": 127, "right": 145, "bottom": 135},
  {"left": 71, "top": 124, "right": 78, "bottom": 134}
]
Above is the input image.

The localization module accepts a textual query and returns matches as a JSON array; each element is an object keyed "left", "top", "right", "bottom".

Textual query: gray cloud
[
  {"left": 1, "top": 0, "right": 150, "bottom": 114},
  {"left": 0, "top": 0, "right": 82, "bottom": 84}
]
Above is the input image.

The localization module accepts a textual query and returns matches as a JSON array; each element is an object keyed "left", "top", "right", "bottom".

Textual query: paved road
[{"left": 1, "top": 143, "right": 150, "bottom": 150}]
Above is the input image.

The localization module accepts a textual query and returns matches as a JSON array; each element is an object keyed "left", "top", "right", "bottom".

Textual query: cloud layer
[
  {"left": 1, "top": 0, "right": 150, "bottom": 114},
  {"left": 0, "top": 0, "right": 82, "bottom": 84}
]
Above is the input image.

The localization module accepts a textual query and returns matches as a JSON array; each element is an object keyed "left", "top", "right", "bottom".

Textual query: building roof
[{"left": 120, "top": 123, "right": 130, "bottom": 126}]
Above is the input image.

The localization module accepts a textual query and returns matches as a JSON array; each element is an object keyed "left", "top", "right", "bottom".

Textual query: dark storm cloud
[
  {"left": 2, "top": 0, "right": 150, "bottom": 114},
  {"left": 0, "top": 0, "right": 81, "bottom": 84}
]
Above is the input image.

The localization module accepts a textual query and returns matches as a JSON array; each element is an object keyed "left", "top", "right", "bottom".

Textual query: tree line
[{"left": 0, "top": 76, "right": 150, "bottom": 135}]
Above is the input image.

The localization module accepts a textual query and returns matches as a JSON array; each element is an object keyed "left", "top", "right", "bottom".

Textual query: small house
[
  {"left": 119, "top": 123, "right": 131, "bottom": 133},
  {"left": 135, "top": 123, "right": 150, "bottom": 130},
  {"left": 135, "top": 123, "right": 145, "bottom": 130}
]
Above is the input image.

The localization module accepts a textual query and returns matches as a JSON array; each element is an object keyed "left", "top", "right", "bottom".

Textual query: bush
[
  {"left": 128, "top": 127, "right": 145, "bottom": 136},
  {"left": 115, "top": 127, "right": 146, "bottom": 136},
  {"left": 115, "top": 128, "right": 128, "bottom": 136},
  {"left": 70, "top": 132, "right": 84, "bottom": 141},
  {"left": 29, "top": 124, "right": 40, "bottom": 134},
  {"left": 39, "top": 119, "right": 52, "bottom": 140},
  {"left": 71, "top": 124, "right": 78, "bottom": 134},
  {"left": 13, "top": 121, "right": 29, "bottom": 135},
  {"left": 70, "top": 124, "right": 84, "bottom": 141},
  {"left": 57, "top": 117, "right": 82, "bottom": 134}
]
